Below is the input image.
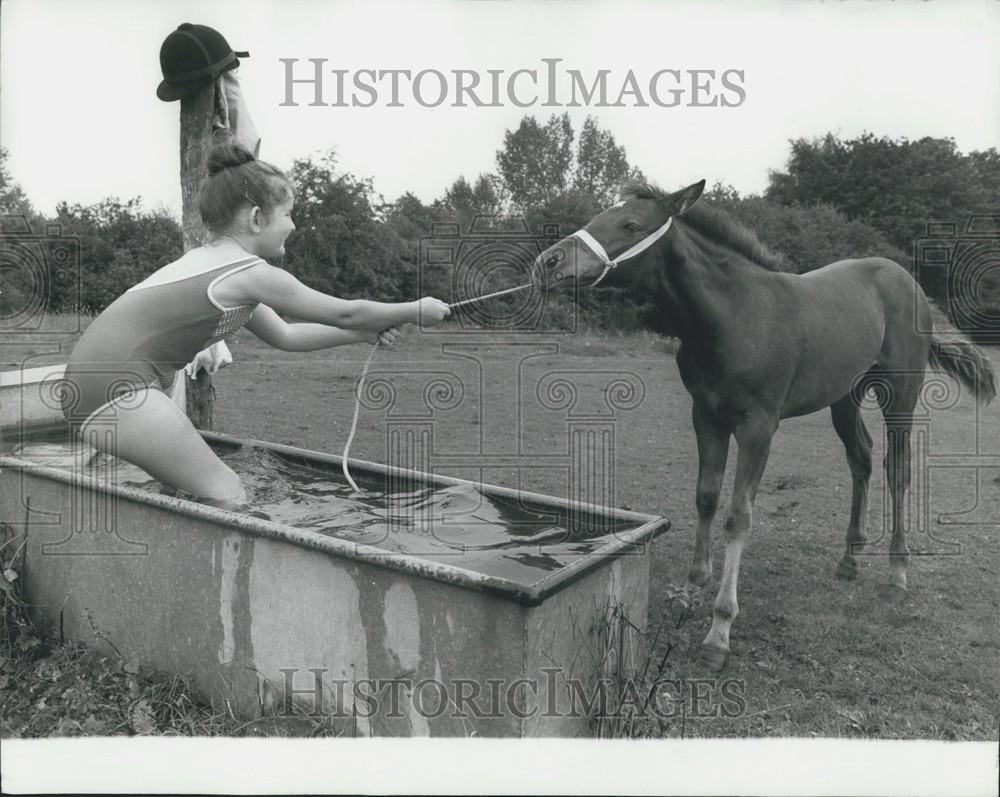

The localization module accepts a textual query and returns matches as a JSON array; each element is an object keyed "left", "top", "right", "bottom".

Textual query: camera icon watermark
[
  {"left": 0, "top": 215, "right": 81, "bottom": 335},
  {"left": 418, "top": 215, "right": 575, "bottom": 333},
  {"left": 914, "top": 215, "right": 1000, "bottom": 344}
]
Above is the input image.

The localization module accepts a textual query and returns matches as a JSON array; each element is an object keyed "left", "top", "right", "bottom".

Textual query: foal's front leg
[
  {"left": 687, "top": 403, "right": 731, "bottom": 588},
  {"left": 701, "top": 417, "right": 776, "bottom": 672}
]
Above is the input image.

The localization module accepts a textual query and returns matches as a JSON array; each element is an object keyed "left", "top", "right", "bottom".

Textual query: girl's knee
[{"left": 199, "top": 469, "right": 248, "bottom": 510}]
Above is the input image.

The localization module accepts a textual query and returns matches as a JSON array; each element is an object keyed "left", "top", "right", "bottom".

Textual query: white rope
[
  {"left": 448, "top": 283, "right": 533, "bottom": 309},
  {"left": 341, "top": 342, "right": 380, "bottom": 493},
  {"left": 340, "top": 283, "right": 533, "bottom": 493}
]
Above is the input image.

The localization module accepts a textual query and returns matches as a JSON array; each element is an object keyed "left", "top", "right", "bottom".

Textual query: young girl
[{"left": 61, "top": 143, "right": 450, "bottom": 508}]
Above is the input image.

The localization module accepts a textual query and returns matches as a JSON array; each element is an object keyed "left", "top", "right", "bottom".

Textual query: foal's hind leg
[
  {"left": 880, "top": 377, "right": 922, "bottom": 590},
  {"left": 687, "top": 402, "right": 731, "bottom": 589},
  {"left": 830, "top": 394, "right": 874, "bottom": 580}
]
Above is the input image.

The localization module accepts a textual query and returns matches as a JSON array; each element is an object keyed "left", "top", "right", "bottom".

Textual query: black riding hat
[{"left": 156, "top": 23, "right": 249, "bottom": 102}]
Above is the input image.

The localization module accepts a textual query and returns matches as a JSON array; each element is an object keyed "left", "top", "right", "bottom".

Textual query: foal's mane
[{"left": 619, "top": 181, "right": 788, "bottom": 272}]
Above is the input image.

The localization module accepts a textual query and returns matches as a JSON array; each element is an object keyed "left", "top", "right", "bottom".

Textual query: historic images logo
[
  {"left": 280, "top": 58, "right": 746, "bottom": 109},
  {"left": 271, "top": 668, "right": 748, "bottom": 725}
]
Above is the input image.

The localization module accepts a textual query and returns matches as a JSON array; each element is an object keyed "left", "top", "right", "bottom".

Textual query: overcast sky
[{"left": 2, "top": 0, "right": 998, "bottom": 218}]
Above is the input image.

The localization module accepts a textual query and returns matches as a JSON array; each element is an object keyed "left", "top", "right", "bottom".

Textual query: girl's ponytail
[
  {"left": 199, "top": 143, "right": 293, "bottom": 232},
  {"left": 206, "top": 142, "right": 256, "bottom": 176}
]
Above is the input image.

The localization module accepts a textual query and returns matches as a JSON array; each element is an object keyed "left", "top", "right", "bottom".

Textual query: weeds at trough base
[
  {"left": 0, "top": 521, "right": 344, "bottom": 738},
  {"left": 554, "top": 583, "right": 697, "bottom": 739}
]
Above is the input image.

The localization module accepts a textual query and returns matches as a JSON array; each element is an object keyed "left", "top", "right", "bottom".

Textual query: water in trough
[{"left": 7, "top": 429, "right": 648, "bottom": 588}]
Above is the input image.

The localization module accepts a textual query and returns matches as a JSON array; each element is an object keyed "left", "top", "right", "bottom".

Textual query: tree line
[{"left": 1, "top": 119, "right": 996, "bottom": 341}]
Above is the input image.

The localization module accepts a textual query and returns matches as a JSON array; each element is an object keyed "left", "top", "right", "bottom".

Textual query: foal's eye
[{"left": 624, "top": 222, "right": 642, "bottom": 234}]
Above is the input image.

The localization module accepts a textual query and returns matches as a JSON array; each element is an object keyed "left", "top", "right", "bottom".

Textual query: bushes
[
  {"left": 710, "top": 194, "right": 911, "bottom": 275},
  {"left": 767, "top": 134, "right": 999, "bottom": 259},
  {"left": 19, "top": 184, "right": 930, "bottom": 335},
  {"left": 765, "top": 133, "right": 1000, "bottom": 339},
  {"left": 51, "top": 198, "right": 182, "bottom": 314},
  {"left": 11, "top": 129, "right": 994, "bottom": 339}
]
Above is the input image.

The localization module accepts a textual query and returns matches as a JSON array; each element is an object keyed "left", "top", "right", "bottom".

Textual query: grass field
[{"left": 3, "top": 316, "right": 998, "bottom": 738}]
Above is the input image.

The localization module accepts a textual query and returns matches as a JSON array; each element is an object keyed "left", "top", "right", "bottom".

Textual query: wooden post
[{"left": 178, "top": 85, "right": 218, "bottom": 430}]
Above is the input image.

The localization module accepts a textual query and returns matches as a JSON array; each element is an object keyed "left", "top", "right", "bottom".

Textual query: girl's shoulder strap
[{"left": 126, "top": 244, "right": 267, "bottom": 294}]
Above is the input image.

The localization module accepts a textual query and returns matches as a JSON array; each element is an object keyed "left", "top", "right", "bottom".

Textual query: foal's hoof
[
  {"left": 835, "top": 558, "right": 859, "bottom": 581},
  {"left": 889, "top": 572, "right": 908, "bottom": 591},
  {"left": 686, "top": 570, "right": 712, "bottom": 590},
  {"left": 700, "top": 643, "right": 729, "bottom": 673}
]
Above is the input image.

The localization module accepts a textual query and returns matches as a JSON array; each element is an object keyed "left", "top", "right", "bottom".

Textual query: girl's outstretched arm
[
  {"left": 243, "top": 264, "right": 448, "bottom": 329},
  {"left": 245, "top": 305, "right": 398, "bottom": 351}
]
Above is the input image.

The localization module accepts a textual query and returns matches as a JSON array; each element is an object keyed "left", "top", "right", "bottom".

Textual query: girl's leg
[{"left": 79, "top": 386, "right": 248, "bottom": 508}]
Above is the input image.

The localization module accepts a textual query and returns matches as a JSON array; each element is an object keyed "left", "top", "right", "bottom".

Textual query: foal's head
[{"left": 536, "top": 179, "right": 705, "bottom": 288}]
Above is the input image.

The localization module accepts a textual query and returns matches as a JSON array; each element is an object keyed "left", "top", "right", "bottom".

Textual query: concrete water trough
[{"left": 0, "top": 364, "right": 668, "bottom": 736}]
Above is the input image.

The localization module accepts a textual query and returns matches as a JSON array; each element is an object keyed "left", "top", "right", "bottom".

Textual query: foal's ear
[{"left": 662, "top": 179, "right": 706, "bottom": 217}]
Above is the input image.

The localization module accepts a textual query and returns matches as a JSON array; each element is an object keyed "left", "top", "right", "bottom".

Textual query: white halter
[{"left": 570, "top": 215, "right": 674, "bottom": 287}]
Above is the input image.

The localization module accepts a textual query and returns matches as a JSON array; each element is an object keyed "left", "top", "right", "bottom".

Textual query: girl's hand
[
  {"left": 368, "top": 326, "right": 403, "bottom": 347},
  {"left": 417, "top": 297, "right": 451, "bottom": 326}
]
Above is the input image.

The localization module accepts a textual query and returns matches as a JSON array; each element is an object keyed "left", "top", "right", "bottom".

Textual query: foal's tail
[{"left": 928, "top": 337, "right": 997, "bottom": 404}]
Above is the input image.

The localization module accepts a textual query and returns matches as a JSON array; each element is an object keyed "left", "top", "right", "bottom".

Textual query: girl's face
[{"left": 252, "top": 195, "right": 296, "bottom": 258}]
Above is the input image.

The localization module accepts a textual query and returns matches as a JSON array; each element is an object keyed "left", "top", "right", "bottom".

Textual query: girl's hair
[{"left": 199, "top": 142, "right": 294, "bottom": 232}]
